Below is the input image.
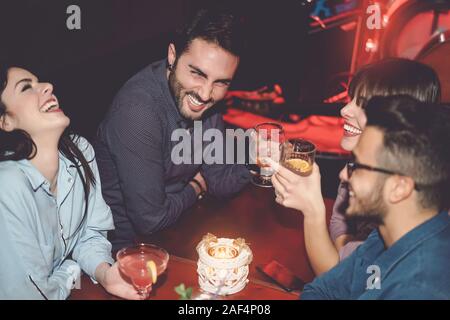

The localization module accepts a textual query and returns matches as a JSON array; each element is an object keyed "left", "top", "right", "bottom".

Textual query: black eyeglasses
[
  {"left": 346, "top": 161, "right": 399, "bottom": 178},
  {"left": 346, "top": 161, "right": 422, "bottom": 191}
]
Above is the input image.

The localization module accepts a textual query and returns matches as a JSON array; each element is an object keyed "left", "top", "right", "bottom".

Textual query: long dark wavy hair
[{"left": 0, "top": 63, "right": 95, "bottom": 239}]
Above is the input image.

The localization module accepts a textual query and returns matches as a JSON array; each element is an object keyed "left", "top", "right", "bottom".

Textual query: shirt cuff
[
  {"left": 59, "top": 259, "right": 82, "bottom": 290},
  {"left": 185, "top": 182, "right": 198, "bottom": 206},
  {"left": 84, "top": 255, "right": 115, "bottom": 282}
]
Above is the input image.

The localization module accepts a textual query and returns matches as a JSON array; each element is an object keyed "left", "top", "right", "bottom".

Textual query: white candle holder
[{"left": 196, "top": 233, "right": 253, "bottom": 296}]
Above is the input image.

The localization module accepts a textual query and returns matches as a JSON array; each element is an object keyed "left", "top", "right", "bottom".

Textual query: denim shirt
[
  {"left": 302, "top": 211, "right": 450, "bottom": 300},
  {"left": 0, "top": 136, "right": 115, "bottom": 300}
]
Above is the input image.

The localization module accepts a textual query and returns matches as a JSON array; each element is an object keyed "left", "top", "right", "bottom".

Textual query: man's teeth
[
  {"left": 344, "top": 124, "right": 362, "bottom": 134},
  {"left": 188, "top": 94, "right": 203, "bottom": 107}
]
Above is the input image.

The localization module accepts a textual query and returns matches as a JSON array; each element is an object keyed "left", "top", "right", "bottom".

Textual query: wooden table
[
  {"left": 70, "top": 256, "right": 297, "bottom": 300},
  {"left": 70, "top": 184, "right": 334, "bottom": 300},
  {"left": 143, "top": 184, "right": 334, "bottom": 285}
]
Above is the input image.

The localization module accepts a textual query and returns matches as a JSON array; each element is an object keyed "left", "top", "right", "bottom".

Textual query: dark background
[
  {"left": 0, "top": 0, "right": 307, "bottom": 137},
  {"left": 1, "top": 0, "right": 358, "bottom": 197},
  {"left": 0, "top": 0, "right": 357, "bottom": 138}
]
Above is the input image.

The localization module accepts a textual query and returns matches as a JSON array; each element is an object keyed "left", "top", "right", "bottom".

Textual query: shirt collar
[
  {"left": 368, "top": 211, "right": 449, "bottom": 275},
  {"left": 58, "top": 151, "right": 77, "bottom": 175},
  {"left": 17, "top": 159, "right": 47, "bottom": 192},
  {"left": 17, "top": 152, "right": 76, "bottom": 192}
]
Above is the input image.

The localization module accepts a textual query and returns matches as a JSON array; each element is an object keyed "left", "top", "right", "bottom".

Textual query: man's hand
[
  {"left": 95, "top": 262, "right": 144, "bottom": 300},
  {"left": 189, "top": 171, "right": 207, "bottom": 196},
  {"left": 267, "top": 159, "right": 326, "bottom": 221}
]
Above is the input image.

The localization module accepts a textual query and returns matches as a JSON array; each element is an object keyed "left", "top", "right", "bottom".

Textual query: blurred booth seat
[{"left": 223, "top": 107, "right": 348, "bottom": 155}]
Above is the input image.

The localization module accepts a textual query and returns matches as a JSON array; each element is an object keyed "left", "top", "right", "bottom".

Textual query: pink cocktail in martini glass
[{"left": 116, "top": 243, "right": 169, "bottom": 299}]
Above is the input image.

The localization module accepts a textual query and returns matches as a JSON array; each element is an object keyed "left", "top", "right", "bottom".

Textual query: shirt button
[{"left": 68, "top": 178, "right": 72, "bottom": 183}]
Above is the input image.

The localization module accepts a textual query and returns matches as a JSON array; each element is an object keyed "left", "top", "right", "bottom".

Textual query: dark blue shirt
[
  {"left": 94, "top": 59, "right": 251, "bottom": 251},
  {"left": 302, "top": 211, "right": 450, "bottom": 299}
]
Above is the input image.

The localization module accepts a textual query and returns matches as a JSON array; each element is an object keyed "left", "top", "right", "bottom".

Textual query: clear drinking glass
[
  {"left": 280, "top": 139, "right": 316, "bottom": 176},
  {"left": 252, "top": 122, "right": 284, "bottom": 187}
]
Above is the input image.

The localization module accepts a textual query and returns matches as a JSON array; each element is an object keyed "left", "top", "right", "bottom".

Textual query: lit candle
[{"left": 197, "top": 233, "right": 253, "bottom": 296}]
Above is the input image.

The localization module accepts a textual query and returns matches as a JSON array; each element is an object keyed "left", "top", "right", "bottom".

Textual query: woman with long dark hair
[{"left": 0, "top": 64, "right": 142, "bottom": 299}]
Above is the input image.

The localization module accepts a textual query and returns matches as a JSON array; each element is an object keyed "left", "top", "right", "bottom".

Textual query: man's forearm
[
  {"left": 202, "top": 164, "right": 251, "bottom": 198},
  {"left": 131, "top": 183, "right": 198, "bottom": 235}
]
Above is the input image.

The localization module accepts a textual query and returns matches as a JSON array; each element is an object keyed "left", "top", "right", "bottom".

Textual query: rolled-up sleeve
[
  {"left": 0, "top": 171, "right": 78, "bottom": 300},
  {"left": 71, "top": 139, "right": 115, "bottom": 280}
]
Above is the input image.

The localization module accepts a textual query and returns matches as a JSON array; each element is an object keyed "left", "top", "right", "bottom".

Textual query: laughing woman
[
  {"left": 0, "top": 64, "right": 142, "bottom": 299},
  {"left": 270, "top": 58, "right": 441, "bottom": 276}
]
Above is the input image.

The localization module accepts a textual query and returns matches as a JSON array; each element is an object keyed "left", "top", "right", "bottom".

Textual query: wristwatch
[{"left": 191, "top": 178, "right": 206, "bottom": 200}]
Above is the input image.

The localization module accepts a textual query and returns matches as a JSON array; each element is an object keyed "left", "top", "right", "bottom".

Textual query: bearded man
[
  {"left": 94, "top": 8, "right": 251, "bottom": 251},
  {"left": 301, "top": 96, "right": 450, "bottom": 300}
]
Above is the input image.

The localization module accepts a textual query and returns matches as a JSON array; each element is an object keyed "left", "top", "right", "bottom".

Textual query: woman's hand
[
  {"left": 96, "top": 262, "right": 144, "bottom": 300},
  {"left": 267, "top": 159, "right": 326, "bottom": 221},
  {"left": 268, "top": 159, "right": 341, "bottom": 275}
]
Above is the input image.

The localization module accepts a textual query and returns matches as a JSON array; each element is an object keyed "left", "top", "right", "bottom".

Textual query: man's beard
[
  {"left": 345, "top": 178, "right": 388, "bottom": 227},
  {"left": 168, "top": 69, "right": 213, "bottom": 121}
]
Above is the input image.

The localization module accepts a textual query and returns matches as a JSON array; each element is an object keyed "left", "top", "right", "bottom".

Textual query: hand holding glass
[{"left": 116, "top": 243, "right": 169, "bottom": 299}]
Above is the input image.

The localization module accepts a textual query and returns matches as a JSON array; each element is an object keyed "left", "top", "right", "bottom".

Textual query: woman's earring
[{"left": 168, "top": 64, "right": 174, "bottom": 71}]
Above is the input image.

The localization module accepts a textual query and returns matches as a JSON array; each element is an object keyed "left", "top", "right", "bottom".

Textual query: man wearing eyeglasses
[{"left": 300, "top": 96, "right": 450, "bottom": 299}]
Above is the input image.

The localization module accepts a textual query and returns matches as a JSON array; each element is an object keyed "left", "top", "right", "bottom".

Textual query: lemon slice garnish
[
  {"left": 146, "top": 260, "right": 157, "bottom": 284},
  {"left": 286, "top": 159, "right": 311, "bottom": 172}
]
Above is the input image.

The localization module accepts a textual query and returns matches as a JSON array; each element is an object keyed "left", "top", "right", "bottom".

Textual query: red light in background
[{"left": 365, "top": 38, "right": 378, "bottom": 52}]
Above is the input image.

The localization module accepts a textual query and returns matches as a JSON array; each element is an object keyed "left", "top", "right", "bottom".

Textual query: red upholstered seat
[{"left": 223, "top": 108, "right": 349, "bottom": 155}]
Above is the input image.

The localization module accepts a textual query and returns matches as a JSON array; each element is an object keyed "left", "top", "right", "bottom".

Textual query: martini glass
[{"left": 116, "top": 243, "right": 169, "bottom": 299}]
